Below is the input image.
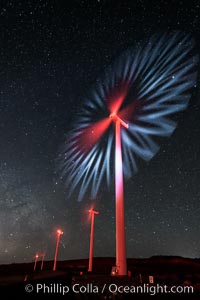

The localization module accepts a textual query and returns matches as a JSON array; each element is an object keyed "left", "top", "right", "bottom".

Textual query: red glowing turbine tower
[
  {"left": 110, "top": 112, "right": 128, "bottom": 275},
  {"left": 41, "top": 253, "right": 45, "bottom": 271},
  {"left": 33, "top": 253, "right": 39, "bottom": 272},
  {"left": 53, "top": 229, "right": 63, "bottom": 271},
  {"left": 88, "top": 208, "right": 99, "bottom": 272}
]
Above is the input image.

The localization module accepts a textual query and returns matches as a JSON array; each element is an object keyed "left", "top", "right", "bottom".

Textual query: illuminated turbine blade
[
  {"left": 106, "top": 87, "right": 127, "bottom": 114},
  {"left": 78, "top": 118, "right": 111, "bottom": 153}
]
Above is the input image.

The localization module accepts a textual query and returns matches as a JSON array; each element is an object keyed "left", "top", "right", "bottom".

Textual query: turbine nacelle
[
  {"left": 88, "top": 208, "right": 99, "bottom": 215},
  {"left": 56, "top": 229, "right": 63, "bottom": 235},
  {"left": 109, "top": 112, "right": 129, "bottom": 129}
]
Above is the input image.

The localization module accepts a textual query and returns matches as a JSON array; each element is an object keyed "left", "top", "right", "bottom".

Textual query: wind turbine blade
[
  {"left": 106, "top": 87, "right": 127, "bottom": 114},
  {"left": 78, "top": 118, "right": 111, "bottom": 153},
  {"left": 118, "top": 100, "right": 140, "bottom": 122}
]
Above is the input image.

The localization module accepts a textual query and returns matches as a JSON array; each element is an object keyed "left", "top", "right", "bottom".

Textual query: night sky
[{"left": 0, "top": 0, "right": 200, "bottom": 264}]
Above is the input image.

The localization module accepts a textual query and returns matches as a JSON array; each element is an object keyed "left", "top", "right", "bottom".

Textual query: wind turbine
[
  {"left": 88, "top": 208, "right": 99, "bottom": 272},
  {"left": 53, "top": 229, "right": 63, "bottom": 271},
  {"left": 33, "top": 253, "right": 39, "bottom": 272},
  {"left": 59, "top": 32, "right": 198, "bottom": 276},
  {"left": 41, "top": 253, "right": 45, "bottom": 271}
]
